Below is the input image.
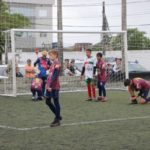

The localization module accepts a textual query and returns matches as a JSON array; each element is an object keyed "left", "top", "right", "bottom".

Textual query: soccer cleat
[
  {"left": 130, "top": 99, "right": 138, "bottom": 104},
  {"left": 55, "top": 116, "right": 62, "bottom": 121},
  {"left": 32, "top": 96, "right": 36, "bottom": 101},
  {"left": 101, "top": 97, "right": 108, "bottom": 102},
  {"left": 95, "top": 96, "right": 103, "bottom": 102},
  {"left": 50, "top": 119, "right": 60, "bottom": 127},
  {"left": 37, "top": 97, "right": 43, "bottom": 101},
  {"left": 86, "top": 97, "right": 92, "bottom": 101},
  {"left": 59, "top": 116, "right": 62, "bottom": 121}
]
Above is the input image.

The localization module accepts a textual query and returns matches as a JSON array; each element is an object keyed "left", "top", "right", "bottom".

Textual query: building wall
[{"left": 4, "top": 0, "right": 55, "bottom": 50}]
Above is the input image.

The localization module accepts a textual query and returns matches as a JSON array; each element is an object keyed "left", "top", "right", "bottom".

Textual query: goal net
[{"left": 0, "top": 29, "right": 128, "bottom": 96}]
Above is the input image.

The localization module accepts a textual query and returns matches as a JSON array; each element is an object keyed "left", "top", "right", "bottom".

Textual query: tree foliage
[
  {"left": 0, "top": 0, "right": 30, "bottom": 54},
  {"left": 111, "top": 28, "right": 150, "bottom": 50}
]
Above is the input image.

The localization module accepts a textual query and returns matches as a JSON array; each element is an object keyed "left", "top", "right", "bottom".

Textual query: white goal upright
[{"left": 0, "top": 29, "right": 128, "bottom": 97}]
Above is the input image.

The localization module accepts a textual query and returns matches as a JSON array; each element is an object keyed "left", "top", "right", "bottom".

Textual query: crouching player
[
  {"left": 124, "top": 78, "right": 150, "bottom": 104},
  {"left": 45, "top": 50, "right": 62, "bottom": 127},
  {"left": 96, "top": 52, "right": 107, "bottom": 102},
  {"left": 31, "top": 77, "right": 43, "bottom": 101}
]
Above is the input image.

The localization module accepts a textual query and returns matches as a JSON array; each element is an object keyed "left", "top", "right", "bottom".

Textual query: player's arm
[
  {"left": 34, "top": 58, "right": 40, "bottom": 67},
  {"left": 81, "top": 66, "right": 85, "bottom": 76},
  {"left": 47, "top": 59, "right": 51, "bottom": 70},
  {"left": 128, "top": 86, "right": 136, "bottom": 97},
  {"left": 49, "top": 65, "right": 60, "bottom": 88},
  {"left": 93, "top": 66, "right": 96, "bottom": 76},
  {"left": 128, "top": 86, "right": 138, "bottom": 104}
]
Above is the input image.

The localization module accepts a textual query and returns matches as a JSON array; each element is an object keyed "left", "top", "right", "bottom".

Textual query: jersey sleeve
[{"left": 49, "top": 63, "right": 60, "bottom": 88}]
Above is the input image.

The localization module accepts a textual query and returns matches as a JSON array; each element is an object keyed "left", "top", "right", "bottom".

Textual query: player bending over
[
  {"left": 124, "top": 78, "right": 150, "bottom": 104},
  {"left": 45, "top": 50, "right": 62, "bottom": 127},
  {"left": 81, "top": 49, "right": 96, "bottom": 101}
]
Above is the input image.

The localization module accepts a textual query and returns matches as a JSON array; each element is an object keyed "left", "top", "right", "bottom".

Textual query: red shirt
[
  {"left": 96, "top": 59, "right": 107, "bottom": 82},
  {"left": 132, "top": 78, "right": 150, "bottom": 91},
  {"left": 46, "top": 60, "right": 60, "bottom": 90}
]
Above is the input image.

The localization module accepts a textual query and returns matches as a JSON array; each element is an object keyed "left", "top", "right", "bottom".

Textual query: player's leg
[
  {"left": 51, "top": 90, "right": 61, "bottom": 127},
  {"left": 97, "top": 81, "right": 103, "bottom": 101},
  {"left": 86, "top": 79, "right": 92, "bottom": 101},
  {"left": 140, "top": 90, "right": 150, "bottom": 104},
  {"left": 45, "top": 91, "right": 56, "bottom": 115},
  {"left": 31, "top": 88, "right": 36, "bottom": 100},
  {"left": 101, "top": 82, "right": 107, "bottom": 102},
  {"left": 37, "top": 89, "right": 43, "bottom": 100},
  {"left": 41, "top": 76, "right": 47, "bottom": 96},
  {"left": 91, "top": 79, "right": 96, "bottom": 100}
]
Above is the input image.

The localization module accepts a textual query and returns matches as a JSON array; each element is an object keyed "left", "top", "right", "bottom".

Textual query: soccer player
[
  {"left": 45, "top": 50, "right": 62, "bottom": 127},
  {"left": 31, "top": 77, "right": 43, "bottom": 101},
  {"left": 96, "top": 52, "right": 107, "bottom": 102},
  {"left": 81, "top": 49, "right": 96, "bottom": 101},
  {"left": 34, "top": 50, "right": 51, "bottom": 96},
  {"left": 124, "top": 78, "right": 150, "bottom": 104}
]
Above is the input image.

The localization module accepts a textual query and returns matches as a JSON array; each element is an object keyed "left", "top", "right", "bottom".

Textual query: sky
[{"left": 52, "top": 0, "right": 150, "bottom": 46}]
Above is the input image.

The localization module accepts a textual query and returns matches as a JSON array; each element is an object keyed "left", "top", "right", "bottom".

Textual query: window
[
  {"left": 39, "top": 10, "right": 47, "bottom": 18},
  {"left": 40, "top": 33, "right": 47, "bottom": 37},
  {"left": 10, "top": 6, "right": 35, "bottom": 17}
]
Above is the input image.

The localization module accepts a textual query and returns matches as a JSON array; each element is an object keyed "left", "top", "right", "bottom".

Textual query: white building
[{"left": 4, "top": 0, "right": 55, "bottom": 50}]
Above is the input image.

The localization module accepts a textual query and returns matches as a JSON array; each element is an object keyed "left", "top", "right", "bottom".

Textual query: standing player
[
  {"left": 81, "top": 49, "right": 96, "bottom": 101},
  {"left": 34, "top": 50, "right": 51, "bottom": 96},
  {"left": 96, "top": 52, "right": 107, "bottom": 102},
  {"left": 124, "top": 78, "right": 150, "bottom": 104},
  {"left": 45, "top": 50, "right": 62, "bottom": 127}
]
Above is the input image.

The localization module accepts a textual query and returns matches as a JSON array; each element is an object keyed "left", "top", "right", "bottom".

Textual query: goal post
[{"left": 1, "top": 29, "right": 128, "bottom": 97}]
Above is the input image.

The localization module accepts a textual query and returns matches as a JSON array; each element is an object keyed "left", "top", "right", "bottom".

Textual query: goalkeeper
[{"left": 124, "top": 78, "right": 150, "bottom": 104}]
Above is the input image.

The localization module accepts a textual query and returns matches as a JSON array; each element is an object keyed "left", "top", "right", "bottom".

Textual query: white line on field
[{"left": 0, "top": 116, "right": 150, "bottom": 131}]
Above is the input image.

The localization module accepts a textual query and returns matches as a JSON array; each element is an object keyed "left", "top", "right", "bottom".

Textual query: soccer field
[{"left": 0, "top": 91, "right": 150, "bottom": 150}]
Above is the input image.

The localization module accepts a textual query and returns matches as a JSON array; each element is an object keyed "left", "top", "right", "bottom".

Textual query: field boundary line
[{"left": 0, "top": 116, "right": 150, "bottom": 131}]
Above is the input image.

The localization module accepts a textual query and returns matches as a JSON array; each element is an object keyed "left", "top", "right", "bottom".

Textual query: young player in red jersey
[
  {"left": 124, "top": 78, "right": 150, "bottom": 104},
  {"left": 81, "top": 49, "right": 96, "bottom": 101},
  {"left": 96, "top": 53, "right": 107, "bottom": 102},
  {"left": 45, "top": 50, "right": 62, "bottom": 127}
]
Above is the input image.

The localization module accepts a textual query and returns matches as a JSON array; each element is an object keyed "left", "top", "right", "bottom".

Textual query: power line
[
  {"left": 52, "top": 0, "right": 150, "bottom": 7},
  {"left": 32, "top": 23, "right": 150, "bottom": 28},
  {"left": 26, "top": 12, "right": 150, "bottom": 20}
]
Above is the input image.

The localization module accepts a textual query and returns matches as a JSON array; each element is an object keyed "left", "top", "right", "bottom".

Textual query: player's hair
[
  {"left": 96, "top": 52, "right": 103, "bottom": 58},
  {"left": 86, "top": 48, "right": 92, "bottom": 52},
  {"left": 124, "top": 79, "right": 131, "bottom": 86},
  {"left": 42, "top": 50, "right": 47, "bottom": 56},
  {"left": 27, "top": 59, "right": 31, "bottom": 62},
  {"left": 48, "top": 49, "right": 59, "bottom": 58}
]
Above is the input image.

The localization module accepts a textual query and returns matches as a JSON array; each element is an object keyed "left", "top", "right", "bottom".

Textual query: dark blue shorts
[
  {"left": 141, "top": 90, "right": 149, "bottom": 99},
  {"left": 46, "top": 89, "right": 59, "bottom": 99},
  {"left": 97, "top": 81, "right": 106, "bottom": 88}
]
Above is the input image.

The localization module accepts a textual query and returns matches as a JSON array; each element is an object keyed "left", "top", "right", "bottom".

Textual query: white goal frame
[{"left": 1, "top": 29, "right": 128, "bottom": 97}]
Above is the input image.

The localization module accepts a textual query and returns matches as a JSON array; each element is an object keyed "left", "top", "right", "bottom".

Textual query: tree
[
  {"left": 127, "top": 28, "right": 150, "bottom": 50},
  {"left": 0, "top": 0, "right": 30, "bottom": 63},
  {"left": 111, "top": 28, "right": 150, "bottom": 50}
]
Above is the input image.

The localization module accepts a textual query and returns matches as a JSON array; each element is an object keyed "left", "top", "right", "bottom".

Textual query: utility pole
[
  {"left": 122, "top": 0, "right": 127, "bottom": 30},
  {"left": 102, "top": 1, "right": 109, "bottom": 55},
  {"left": 57, "top": 0, "right": 63, "bottom": 73},
  {"left": 121, "top": 0, "right": 127, "bottom": 76}
]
